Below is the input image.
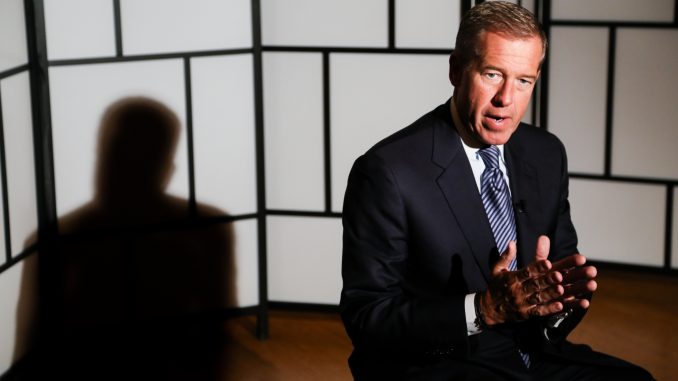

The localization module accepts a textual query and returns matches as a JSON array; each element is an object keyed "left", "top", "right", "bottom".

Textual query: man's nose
[{"left": 492, "top": 81, "right": 514, "bottom": 107}]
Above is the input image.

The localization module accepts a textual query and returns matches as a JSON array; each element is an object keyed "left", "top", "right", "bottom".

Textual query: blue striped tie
[
  {"left": 478, "top": 145, "right": 518, "bottom": 271},
  {"left": 478, "top": 145, "right": 531, "bottom": 367}
]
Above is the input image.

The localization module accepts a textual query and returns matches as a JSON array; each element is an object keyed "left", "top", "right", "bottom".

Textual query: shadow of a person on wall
[{"left": 23, "top": 96, "right": 237, "bottom": 380}]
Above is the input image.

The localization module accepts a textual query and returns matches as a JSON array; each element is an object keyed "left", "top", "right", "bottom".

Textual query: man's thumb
[
  {"left": 493, "top": 241, "right": 516, "bottom": 276},
  {"left": 534, "top": 235, "right": 550, "bottom": 261}
]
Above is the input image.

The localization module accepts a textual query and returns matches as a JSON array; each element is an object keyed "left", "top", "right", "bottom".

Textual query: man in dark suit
[{"left": 340, "top": 2, "right": 654, "bottom": 380}]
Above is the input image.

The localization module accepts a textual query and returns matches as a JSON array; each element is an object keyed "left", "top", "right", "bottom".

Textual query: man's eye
[
  {"left": 517, "top": 78, "right": 534, "bottom": 89},
  {"left": 486, "top": 73, "right": 499, "bottom": 79}
]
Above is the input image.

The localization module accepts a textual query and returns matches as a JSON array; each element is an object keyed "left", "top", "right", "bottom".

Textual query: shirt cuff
[{"left": 465, "top": 293, "right": 482, "bottom": 336}]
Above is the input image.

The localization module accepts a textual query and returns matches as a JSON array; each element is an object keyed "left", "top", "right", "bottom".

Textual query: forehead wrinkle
[{"left": 478, "top": 34, "right": 542, "bottom": 78}]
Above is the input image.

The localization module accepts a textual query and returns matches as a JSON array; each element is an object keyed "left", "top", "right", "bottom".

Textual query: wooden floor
[
  {"left": 567, "top": 269, "right": 678, "bottom": 381},
  {"left": 220, "top": 268, "right": 677, "bottom": 381},
  {"left": 221, "top": 311, "right": 353, "bottom": 381}
]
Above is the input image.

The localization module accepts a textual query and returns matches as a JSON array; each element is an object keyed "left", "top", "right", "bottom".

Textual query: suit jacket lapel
[
  {"left": 505, "top": 127, "right": 540, "bottom": 268},
  {"left": 431, "top": 103, "right": 496, "bottom": 284}
]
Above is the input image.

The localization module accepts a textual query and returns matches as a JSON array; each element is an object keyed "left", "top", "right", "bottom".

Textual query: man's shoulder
[
  {"left": 511, "top": 123, "right": 565, "bottom": 153},
  {"left": 365, "top": 103, "right": 451, "bottom": 159},
  {"left": 509, "top": 123, "right": 569, "bottom": 172}
]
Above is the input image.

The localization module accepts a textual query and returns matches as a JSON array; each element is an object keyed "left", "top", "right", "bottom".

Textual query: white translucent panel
[
  {"left": 232, "top": 219, "right": 259, "bottom": 307},
  {"left": 612, "top": 29, "right": 678, "bottom": 180},
  {"left": 674, "top": 187, "right": 678, "bottom": 269},
  {"left": 570, "top": 179, "right": 665, "bottom": 267},
  {"left": 521, "top": 0, "right": 536, "bottom": 14},
  {"left": 261, "top": 0, "right": 388, "bottom": 47},
  {"left": 0, "top": 260, "right": 33, "bottom": 373},
  {"left": 263, "top": 53, "right": 324, "bottom": 211},
  {"left": 548, "top": 27, "right": 608, "bottom": 175},
  {"left": 44, "top": 0, "right": 116, "bottom": 60},
  {"left": 49, "top": 60, "right": 188, "bottom": 217},
  {"left": 1, "top": 73, "right": 38, "bottom": 255},
  {"left": 121, "top": 0, "right": 252, "bottom": 55},
  {"left": 0, "top": 0, "right": 28, "bottom": 71},
  {"left": 484, "top": 0, "right": 533, "bottom": 11},
  {"left": 552, "top": 0, "right": 674, "bottom": 22},
  {"left": 267, "top": 216, "right": 342, "bottom": 304},
  {"left": 395, "top": 0, "right": 460, "bottom": 49},
  {"left": 191, "top": 55, "right": 257, "bottom": 216},
  {"left": 330, "top": 53, "right": 451, "bottom": 211}
]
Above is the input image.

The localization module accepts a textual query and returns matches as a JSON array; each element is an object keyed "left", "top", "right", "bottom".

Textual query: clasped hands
[{"left": 478, "top": 235, "right": 597, "bottom": 326}]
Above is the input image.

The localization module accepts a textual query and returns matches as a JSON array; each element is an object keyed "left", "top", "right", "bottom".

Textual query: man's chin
[
  {"left": 475, "top": 126, "right": 518, "bottom": 146},
  {"left": 475, "top": 133, "right": 512, "bottom": 146}
]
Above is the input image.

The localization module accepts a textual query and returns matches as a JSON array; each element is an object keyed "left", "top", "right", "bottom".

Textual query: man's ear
[{"left": 449, "top": 52, "right": 462, "bottom": 87}]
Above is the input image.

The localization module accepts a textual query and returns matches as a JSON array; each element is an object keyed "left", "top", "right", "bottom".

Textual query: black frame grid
[
  {"left": 263, "top": 0, "right": 453, "bottom": 222},
  {"left": 0, "top": 0, "right": 48, "bottom": 275},
  {"left": 0, "top": 0, "right": 272, "bottom": 346},
  {"left": 545, "top": 0, "right": 678, "bottom": 273},
  {"left": 261, "top": 0, "right": 678, "bottom": 288},
  {"left": 263, "top": 0, "right": 546, "bottom": 223},
  {"left": 0, "top": 88, "right": 13, "bottom": 265},
  {"left": 251, "top": 0, "right": 270, "bottom": 340}
]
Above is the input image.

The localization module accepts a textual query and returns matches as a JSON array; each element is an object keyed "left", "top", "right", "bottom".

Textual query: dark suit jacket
[{"left": 340, "top": 101, "right": 586, "bottom": 378}]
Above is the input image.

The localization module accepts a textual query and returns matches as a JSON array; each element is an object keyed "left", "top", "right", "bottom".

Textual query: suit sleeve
[
  {"left": 550, "top": 138, "right": 578, "bottom": 261},
  {"left": 542, "top": 138, "right": 590, "bottom": 345},
  {"left": 340, "top": 153, "right": 469, "bottom": 355}
]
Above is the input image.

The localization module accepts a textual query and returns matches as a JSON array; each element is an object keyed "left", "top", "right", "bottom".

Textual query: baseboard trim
[{"left": 268, "top": 301, "right": 340, "bottom": 313}]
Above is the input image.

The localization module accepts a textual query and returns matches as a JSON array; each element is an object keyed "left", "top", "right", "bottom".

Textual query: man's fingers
[
  {"left": 551, "top": 254, "right": 586, "bottom": 272},
  {"left": 488, "top": 247, "right": 597, "bottom": 324},
  {"left": 563, "top": 279, "right": 597, "bottom": 299},
  {"left": 522, "top": 273, "right": 560, "bottom": 294},
  {"left": 562, "top": 297, "right": 590, "bottom": 310},
  {"left": 526, "top": 284, "right": 563, "bottom": 305},
  {"left": 527, "top": 301, "right": 564, "bottom": 317},
  {"left": 528, "top": 269, "right": 562, "bottom": 290},
  {"left": 562, "top": 265, "right": 597, "bottom": 284},
  {"left": 534, "top": 235, "right": 550, "bottom": 261},
  {"left": 517, "top": 259, "right": 551, "bottom": 282},
  {"left": 492, "top": 241, "right": 517, "bottom": 276},
  {"left": 541, "top": 284, "right": 564, "bottom": 302}
]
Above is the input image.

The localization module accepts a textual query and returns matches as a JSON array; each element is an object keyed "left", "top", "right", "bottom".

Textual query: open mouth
[
  {"left": 487, "top": 115, "right": 507, "bottom": 124},
  {"left": 482, "top": 114, "right": 512, "bottom": 131}
]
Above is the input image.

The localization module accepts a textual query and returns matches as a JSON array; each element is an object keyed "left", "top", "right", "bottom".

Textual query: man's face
[{"left": 451, "top": 31, "right": 542, "bottom": 147}]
